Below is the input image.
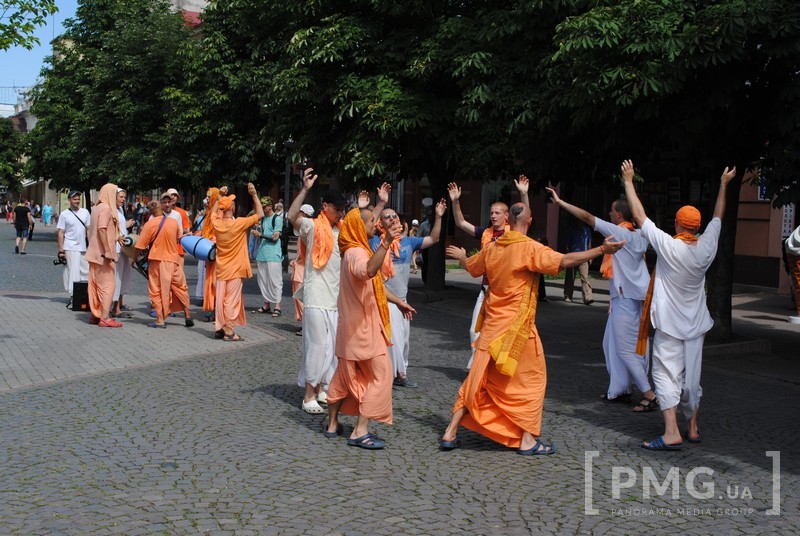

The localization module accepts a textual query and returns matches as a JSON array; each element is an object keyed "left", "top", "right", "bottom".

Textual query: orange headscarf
[
  {"left": 218, "top": 194, "right": 235, "bottom": 212},
  {"left": 600, "top": 220, "right": 636, "bottom": 279},
  {"left": 311, "top": 212, "right": 340, "bottom": 270},
  {"left": 481, "top": 224, "right": 510, "bottom": 248},
  {"left": 676, "top": 205, "right": 701, "bottom": 230},
  {"left": 376, "top": 219, "right": 401, "bottom": 280},
  {"left": 201, "top": 187, "right": 220, "bottom": 240},
  {"left": 338, "top": 208, "right": 391, "bottom": 344},
  {"left": 635, "top": 231, "right": 699, "bottom": 355}
]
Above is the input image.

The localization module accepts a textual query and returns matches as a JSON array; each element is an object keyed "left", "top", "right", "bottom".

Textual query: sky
[{"left": 0, "top": 0, "right": 80, "bottom": 103}]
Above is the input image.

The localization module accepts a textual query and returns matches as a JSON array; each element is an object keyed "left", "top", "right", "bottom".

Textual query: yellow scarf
[
  {"left": 477, "top": 231, "right": 539, "bottom": 377},
  {"left": 600, "top": 220, "right": 635, "bottom": 278},
  {"left": 635, "top": 231, "right": 699, "bottom": 355},
  {"left": 338, "top": 208, "right": 392, "bottom": 344},
  {"left": 481, "top": 224, "right": 510, "bottom": 248}
]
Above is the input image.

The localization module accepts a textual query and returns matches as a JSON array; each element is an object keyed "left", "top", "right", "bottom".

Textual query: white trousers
[
  {"left": 651, "top": 330, "right": 704, "bottom": 419},
  {"left": 603, "top": 296, "right": 651, "bottom": 397},
  {"left": 298, "top": 308, "right": 338, "bottom": 389},
  {"left": 195, "top": 260, "right": 205, "bottom": 299},
  {"left": 388, "top": 302, "right": 411, "bottom": 375},
  {"left": 63, "top": 250, "right": 89, "bottom": 295},
  {"left": 257, "top": 261, "right": 283, "bottom": 305},
  {"left": 465, "top": 289, "right": 485, "bottom": 369},
  {"left": 113, "top": 254, "right": 132, "bottom": 301}
]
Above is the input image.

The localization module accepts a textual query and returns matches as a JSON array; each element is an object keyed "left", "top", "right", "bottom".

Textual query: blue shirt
[
  {"left": 255, "top": 214, "right": 283, "bottom": 262},
  {"left": 368, "top": 236, "right": 425, "bottom": 266}
]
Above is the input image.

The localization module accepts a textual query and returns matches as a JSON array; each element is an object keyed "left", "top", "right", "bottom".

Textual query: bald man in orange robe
[
  {"left": 323, "top": 207, "right": 416, "bottom": 449},
  {"left": 211, "top": 183, "right": 264, "bottom": 341},
  {"left": 442, "top": 203, "right": 625, "bottom": 455},
  {"left": 135, "top": 197, "right": 193, "bottom": 328}
]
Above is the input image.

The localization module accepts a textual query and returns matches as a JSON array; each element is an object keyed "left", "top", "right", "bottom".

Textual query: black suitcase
[{"left": 72, "top": 281, "right": 90, "bottom": 312}]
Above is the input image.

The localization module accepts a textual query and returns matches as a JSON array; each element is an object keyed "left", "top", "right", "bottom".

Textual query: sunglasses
[{"left": 382, "top": 213, "right": 398, "bottom": 220}]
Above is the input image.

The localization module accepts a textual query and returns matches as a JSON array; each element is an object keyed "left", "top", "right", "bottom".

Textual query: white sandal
[
  {"left": 301, "top": 399, "right": 325, "bottom": 414},
  {"left": 316, "top": 391, "right": 328, "bottom": 405}
]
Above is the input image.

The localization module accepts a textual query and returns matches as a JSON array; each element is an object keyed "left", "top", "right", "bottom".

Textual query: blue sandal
[
  {"left": 323, "top": 423, "right": 343, "bottom": 439},
  {"left": 347, "top": 433, "right": 385, "bottom": 450},
  {"left": 641, "top": 436, "right": 683, "bottom": 450},
  {"left": 439, "top": 438, "right": 460, "bottom": 451},
  {"left": 518, "top": 439, "right": 556, "bottom": 456}
]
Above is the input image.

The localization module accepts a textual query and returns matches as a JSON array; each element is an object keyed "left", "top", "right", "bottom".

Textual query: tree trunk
[
  {"left": 423, "top": 162, "right": 450, "bottom": 293},
  {"left": 705, "top": 176, "right": 742, "bottom": 343}
]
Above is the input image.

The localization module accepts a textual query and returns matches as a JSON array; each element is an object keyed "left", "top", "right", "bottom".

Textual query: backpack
[{"left": 270, "top": 213, "right": 290, "bottom": 257}]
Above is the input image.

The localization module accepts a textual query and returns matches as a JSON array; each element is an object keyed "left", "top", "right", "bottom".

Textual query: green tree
[
  {"left": 27, "top": 0, "right": 190, "bottom": 193},
  {"left": 0, "top": 118, "right": 24, "bottom": 190},
  {"left": 0, "top": 0, "right": 57, "bottom": 50},
  {"left": 534, "top": 0, "right": 800, "bottom": 341}
]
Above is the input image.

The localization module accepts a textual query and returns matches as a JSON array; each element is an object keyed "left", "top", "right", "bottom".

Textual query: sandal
[
  {"left": 632, "top": 396, "right": 659, "bottom": 413},
  {"left": 251, "top": 306, "right": 271, "bottom": 314},
  {"left": 271, "top": 309, "right": 282, "bottom": 317},
  {"left": 214, "top": 329, "right": 225, "bottom": 340},
  {"left": 517, "top": 439, "right": 556, "bottom": 456},
  {"left": 301, "top": 399, "right": 325, "bottom": 414},
  {"left": 600, "top": 393, "right": 631, "bottom": 403},
  {"left": 99, "top": 319, "right": 123, "bottom": 328},
  {"left": 223, "top": 333, "right": 244, "bottom": 342},
  {"left": 347, "top": 433, "right": 385, "bottom": 450}
]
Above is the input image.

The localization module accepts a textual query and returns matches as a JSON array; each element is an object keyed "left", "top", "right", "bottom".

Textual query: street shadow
[
  {"left": 421, "top": 365, "right": 468, "bottom": 384},
  {"left": 243, "top": 383, "right": 325, "bottom": 433}
]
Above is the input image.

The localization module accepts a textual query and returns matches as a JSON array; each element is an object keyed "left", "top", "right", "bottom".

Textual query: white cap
[
  {"left": 421, "top": 197, "right": 433, "bottom": 207},
  {"left": 300, "top": 204, "right": 314, "bottom": 216},
  {"left": 412, "top": 219, "right": 419, "bottom": 226}
]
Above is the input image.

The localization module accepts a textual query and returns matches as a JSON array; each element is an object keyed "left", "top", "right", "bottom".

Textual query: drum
[
  {"left": 120, "top": 233, "right": 139, "bottom": 259},
  {"left": 180, "top": 235, "right": 217, "bottom": 261}
]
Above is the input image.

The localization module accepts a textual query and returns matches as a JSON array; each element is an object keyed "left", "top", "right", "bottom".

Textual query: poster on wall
[{"left": 782, "top": 203, "right": 796, "bottom": 239}]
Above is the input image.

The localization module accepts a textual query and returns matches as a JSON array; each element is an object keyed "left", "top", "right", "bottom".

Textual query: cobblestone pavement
[{"left": 0, "top": 223, "right": 798, "bottom": 534}]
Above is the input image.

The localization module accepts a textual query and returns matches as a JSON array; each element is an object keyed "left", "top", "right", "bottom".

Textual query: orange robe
[
  {"left": 327, "top": 247, "right": 393, "bottom": 424},
  {"left": 136, "top": 215, "right": 189, "bottom": 319},
  {"left": 85, "top": 201, "right": 118, "bottom": 319},
  {"left": 212, "top": 212, "right": 260, "bottom": 332},
  {"left": 455, "top": 235, "right": 563, "bottom": 447}
]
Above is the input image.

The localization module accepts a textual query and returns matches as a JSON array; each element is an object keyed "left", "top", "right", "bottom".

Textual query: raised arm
[
  {"left": 713, "top": 166, "right": 737, "bottom": 221},
  {"left": 621, "top": 159, "right": 647, "bottom": 228},
  {"left": 515, "top": 175, "right": 530, "bottom": 207},
  {"left": 561, "top": 236, "right": 625, "bottom": 269},
  {"left": 421, "top": 198, "right": 447, "bottom": 249},
  {"left": 447, "top": 182, "right": 476, "bottom": 235},
  {"left": 545, "top": 186, "right": 596, "bottom": 228},
  {"left": 373, "top": 182, "right": 391, "bottom": 221},
  {"left": 287, "top": 168, "right": 317, "bottom": 230},
  {"left": 248, "top": 183, "right": 265, "bottom": 220}
]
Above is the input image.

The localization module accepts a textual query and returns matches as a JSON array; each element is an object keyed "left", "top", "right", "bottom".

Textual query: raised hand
[
  {"left": 515, "top": 175, "right": 530, "bottom": 195},
  {"left": 621, "top": 160, "right": 635, "bottom": 184},
  {"left": 219, "top": 186, "right": 229, "bottom": 195},
  {"left": 447, "top": 182, "right": 461, "bottom": 202},
  {"left": 435, "top": 198, "right": 447, "bottom": 217},
  {"left": 303, "top": 168, "right": 318, "bottom": 191},
  {"left": 384, "top": 220, "right": 403, "bottom": 243},
  {"left": 357, "top": 190, "right": 370, "bottom": 209},
  {"left": 544, "top": 186, "right": 561, "bottom": 205},
  {"left": 720, "top": 166, "right": 737, "bottom": 185},
  {"left": 376, "top": 182, "right": 391, "bottom": 205},
  {"left": 246, "top": 182, "right": 257, "bottom": 197}
]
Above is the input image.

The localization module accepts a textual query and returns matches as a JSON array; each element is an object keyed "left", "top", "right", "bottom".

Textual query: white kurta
[{"left": 639, "top": 217, "right": 721, "bottom": 414}]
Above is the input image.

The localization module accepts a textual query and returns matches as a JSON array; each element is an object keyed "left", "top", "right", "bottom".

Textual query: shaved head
[{"left": 509, "top": 202, "right": 532, "bottom": 233}]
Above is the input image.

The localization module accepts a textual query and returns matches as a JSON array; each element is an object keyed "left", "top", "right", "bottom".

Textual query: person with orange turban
[
  {"left": 211, "top": 183, "right": 264, "bottom": 341},
  {"left": 442, "top": 203, "right": 625, "bottom": 455},
  {"left": 545, "top": 185, "right": 657, "bottom": 412},
  {"left": 323, "top": 207, "right": 415, "bottom": 449},
  {"left": 85, "top": 183, "right": 122, "bottom": 327},
  {"left": 448, "top": 176, "right": 530, "bottom": 369},
  {"left": 623, "top": 160, "right": 737, "bottom": 450},
  {"left": 286, "top": 168, "right": 348, "bottom": 415}
]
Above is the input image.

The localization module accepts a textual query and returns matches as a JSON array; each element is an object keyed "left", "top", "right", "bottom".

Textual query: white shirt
[
  {"left": 640, "top": 217, "right": 721, "bottom": 340},
  {"left": 299, "top": 217, "right": 340, "bottom": 310},
  {"left": 116, "top": 207, "right": 129, "bottom": 253},
  {"left": 56, "top": 208, "right": 91, "bottom": 252},
  {"left": 166, "top": 209, "right": 182, "bottom": 228},
  {"left": 594, "top": 218, "right": 650, "bottom": 300}
]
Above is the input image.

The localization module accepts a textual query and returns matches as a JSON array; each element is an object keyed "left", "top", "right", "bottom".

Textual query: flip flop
[
  {"left": 251, "top": 306, "right": 271, "bottom": 314},
  {"left": 99, "top": 319, "right": 123, "bottom": 328},
  {"left": 517, "top": 439, "right": 556, "bottom": 456},
  {"left": 641, "top": 436, "right": 683, "bottom": 451},
  {"left": 115, "top": 312, "right": 133, "bottom": 319},
  {"left": 223, "top": 333, "right": 244, "bottom": 342},
  {"left": 347, "top": 433, "right": 385, "bottom": 450},
  {"left": 686, "top": 431, "right": 702, "bottom": 444},
  {"left": 147, "top": 322, "right": 167, "bottom": 329},
  {"left": 439, "top": 438, "right": 460, "bottom": 451},
  {"left": 322, "top": 423, "right": 343, "bottom": 438}
]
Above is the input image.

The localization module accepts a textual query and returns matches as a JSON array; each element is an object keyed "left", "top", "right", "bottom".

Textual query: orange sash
[
  {"left": 311, "top": 213, "right": 340, "bottom": 270},
  {"left": 635, "top": 232, "right": 699, "bottom": 355},
  {"left": 600, "top": 220, "right": 635, "bottom": 278},
  {"left": 200, "top": 188, "right": 219, "bottom": 240},
  {"left": 338, "top": 209, "right": 392, "bottom": 344}
]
